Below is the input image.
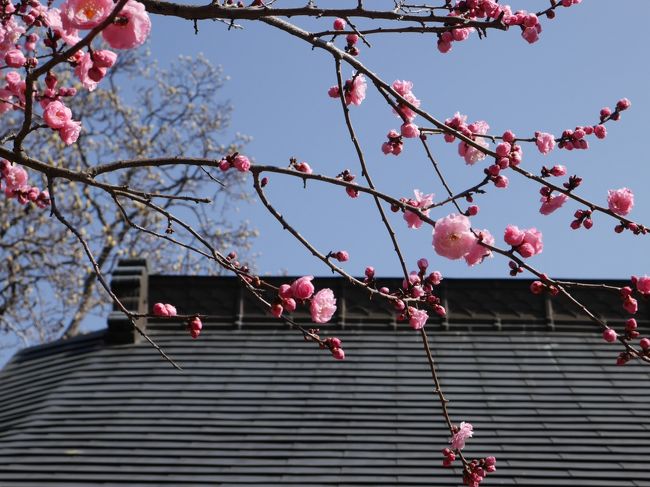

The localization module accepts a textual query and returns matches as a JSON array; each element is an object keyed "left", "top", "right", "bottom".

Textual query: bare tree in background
[{"left": 0, "top": 50, "right": 255, "bottom": 348}]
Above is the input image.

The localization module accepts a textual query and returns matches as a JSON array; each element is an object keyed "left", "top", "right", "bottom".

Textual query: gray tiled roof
[{"left": 0, "top": 264, "right": 649, "bottom": 486}]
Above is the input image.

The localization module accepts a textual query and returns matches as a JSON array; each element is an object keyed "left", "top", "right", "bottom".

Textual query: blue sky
[{"left": 144, "top": 1, "right": 650, "bottom": 280}]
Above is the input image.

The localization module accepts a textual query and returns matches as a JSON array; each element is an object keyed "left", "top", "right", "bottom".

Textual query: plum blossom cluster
[
  {"left": 380, "top": 80, "right": 421, "bottom": 155},
  {"left": 444, "top": 113, "right": 491, "bottom": 166},
  {"left": 397, "top": 259, "right": 446, "bottom": 329},
  {"left": 381, "top": 129, "right": 403, "bottom": 156},
  {"left": 0, "top": 160, "right": 50, "bottom": 207},
  {"left": 304, "top": 328, "right": 345, "bottom": 360},
  {"left": 362, "top": 260, "right": 445, "bottom": 331},
  {"left": 0, "top": 0, "right": 151, "bottom": 145},
  {"left": 551, "top": 99, "right": 631, "bottom": 152},
  {"left": 336, "top": 169, "right": 359, "bottom": 198},
  {"left": 433, "top": 214, "right": 494, "bottom": 266},
  {"left": 289, "top": 158, "right": 312, "bottom": 175},
  {"left": 332, "top": 17, "right": 361, "bottom": 57},
  {"left": 443, "top": 421, "right": 496, "bottom": 486},
  {"left": 219, "top": 153, "right": 251, "bottom": 173},
  {"left": 436, "top": 0, "right": 583, "bottom": 54},
  {"left": 537, "top": 165, "right": 568, "bottom": 216},
  {"left": 328, "top": 73, "right": 366, "bottom": 106},
  {"left": 399, "top": 189, "right": 433, "bottom": 229},
  {"left": 600, "top": 276, "right": 650, "bottom": 366},
  {"left": 503, "top": 225, "right": 543, "bottom": 258},
  {"left": 152, "top": 302, "right": 202, "bottom": 339},
  {"left": 273, "top": 276, "right": 337, "bottom": 325}
]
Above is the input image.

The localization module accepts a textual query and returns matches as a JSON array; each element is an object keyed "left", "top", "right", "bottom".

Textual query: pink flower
[
  {"left": 539, "top": 194, "right": 568, "bottom": 215},
  {"left": 327, "top": 86, "right": 339, "bottom": 98},
  {"left": 278, "top": 284, "right": 292, "bottom": 299},
  {"left": 310, "top": 288, "right": 337, "bottom": 324},
  {"left": 634, "top": 276, "right": 650, "bottom": 295},
  {"left": 504, "top": 225, "right": 524, "bottom": 246},
  {"left": 400, "top": 122, "right": 419, "bottom": 138},
  {"left": 464, "top": 229, "right": 494, "bottom": 266},
  {"left": 295, "top": 162, "right": 312, "bottom": 174},
  {"left": 93, "top": 50, "right": 118, "bottom": 68},
  {"left": 603, "top": 328, "right": 617, "bottom": 343},
  {"left": 74, "top": 52, "right": 102, "bottom": 91},
  {"left": 232, "top": 155, "right": 251, "bottom": 172},
  {"left": 152, "top": 302, "right": 177, "bottom": 317},
  {"left": 607, "top": 188, "right": 634, "bottom": 216},
  {"left": 59, "top": 120, "right": 81, "bottom": 145},
  {"left": 283, "top": 298, "right": 296, "bottom": 313},
  {"left": 392, "top": 80, "right": 420, "bottom": 121},
  {"left": 44, "top": 8, "right": 82, "bottom": 45},
  {"left": 61, "top": 0, "right": 114, "bottom": 29},
  {"left": 408, "top": 307, "right": 428, "bottom": 330},
  {"left": 343, "top": 74, "right": 366, "bottom": 106},
  {"left": 520, "top": 228, "right": 543, "bottom": 257},
  {"left": 188, "top": 316, "right": 202, "bottom": 339},
  {"left": 102, "top": 0, "right": 151, "bottom": 50},
  {"left": 432, "top": 214, "right": 475, "bottom": 260},
  {"left": 450, "top": 422, "right": 473, "bottom": 450},
  {"left": 535, "top": 132, "right": 556, "bottom": 154},
  {"left": 332, "top": 250, "right": 349, "bottom": 262},
  {"left": 392, "top": 80, "right": 413, "bottom": 96},
  {"left": 459, "top": 121, "right": 490, "bottom": 165},
  {"left": 403, "top": 189, "right": 434, "bottom": 229},
  {"left": 4, "top": 49, "right": 25, "bottom": 68},
  {"left": 2, "top": 164, "right": 28, "bottom": 192},
  {"left": 43, "top": 101, "right": 72, "bottom": 129},
  {"left": 623, "top": 296, "right": 638, "bottom": 315},
  {"left": 331, "top": 347, "right": 345, "bottom": 360},
  {"left": 333, "top": 18, "right": 346, "bottom": 31},
  {"left": 291, "top": 276, "right": 315, "bottom": 300}
]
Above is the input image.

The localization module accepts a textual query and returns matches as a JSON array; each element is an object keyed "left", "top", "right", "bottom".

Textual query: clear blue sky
[{"left": 144, "top": 1, "right": 648, "bottom": 280}]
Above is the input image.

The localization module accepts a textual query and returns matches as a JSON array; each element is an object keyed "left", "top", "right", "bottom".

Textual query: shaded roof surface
[{"left": 1, "top": 269, "right": 649, "bottom": 486}]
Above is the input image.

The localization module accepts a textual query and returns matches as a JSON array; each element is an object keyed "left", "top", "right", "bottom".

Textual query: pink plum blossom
[
  {"left": 3, "top": 164, "right": 28, "bottom": 192},
  {"left": 603, "top": 328, "right": 617, "bottom": 343},
  {"left": 432, "top": 214, "right": 475, "bottom": 260},
  {"left": 504, "top": 225, "right": 525, "bottom": 247},
  {"left": 539, "top": 194, "right": 568, "bottom": 215},
  {"left": 333, "top": 74, "right": 367, "bottom": 106},
  {"left": 392, "top": 80, "right": 420, "bottom": 121},
  {"left": 607, "top": 188, "right": 634, "bottom": 216},
  {"left": 333, "top": 18, "right": 346, "bottom": 30},
  {"left": 400, "top": 122, "right": 419, "bottom": 138},
  {"left": 403, "top": 189, "right": 434, "bottom": 230},
  {"left": 43, "top": 101, "right": 72, "bottom": 129},
  {"left": 61, "top": 0, "right": 114, "bottom": 29},
  {"left": 232, "top": 155, "right": 251, "bottom": 172},
  {"left": 74, "top": 52, "right": 102, "bottom": 91},
  {"left": 188, "top": 316, "right": 202, "bottom": 339},
  {"left": 102, "top": 0, "right": 151, "bottom": 50},
  {"left": 450, "top": 421, "right": 473, "bottom": 450},
  {"left": 152, "top": 302, "right": 177, "bottom": 317},
  {"left": 518, "top": 228, "right": 543, "bottom": 258},
  {"left": 634, "top": 276, "right": 650, "bottom": 295},
  {"left": 535, "top": 132, "right": 556, "bottom": 154},
  {"left": 310, "top": 288, "right": 337, "bottom": 323},
  {"left": 464, "top": 229, "right": 494, "bottom": 267},
  {"left": 44, "top": 8, "right": 82, "bottom": 45},
  {"left": 408, "top": 307, "right": 428, "bottom": 330},
  {"left": 4, "top": 49, "right": 25, "bottom": 68},
  {"left": 295, "top": 162, "right": 312, "bottom": 174},
  {"left": 291, "top": 276, "right": 315, "bottom": 300},
  {"left": 59, "top": 120, "right": 81, "bottom": 145}
]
